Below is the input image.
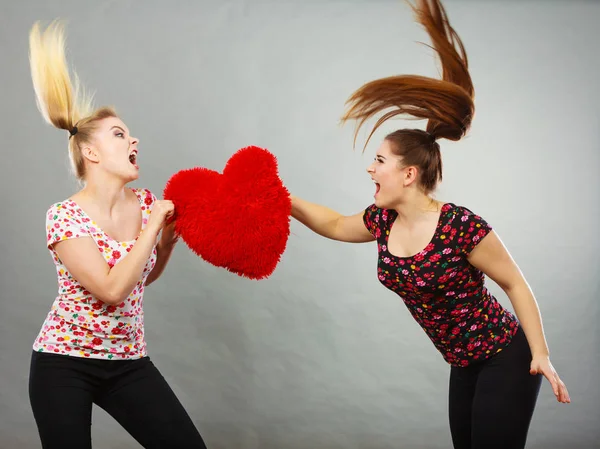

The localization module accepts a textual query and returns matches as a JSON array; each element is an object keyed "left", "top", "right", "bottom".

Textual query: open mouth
[
  {"left": 373, "top": 180, "right": 380, "bottom": 195},
  {"left": 129, "top": 150, "right": 138, "bottom": 167}
]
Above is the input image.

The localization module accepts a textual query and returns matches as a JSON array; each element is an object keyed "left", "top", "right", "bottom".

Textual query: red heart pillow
[{"left": 163, "top": 146, "right": 291, "bottom": 280}]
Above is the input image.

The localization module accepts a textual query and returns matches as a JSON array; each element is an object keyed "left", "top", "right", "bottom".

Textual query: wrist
[
  {"left": 158, "top": 234, "right": 178, "bottom": 251},
  {"left": 145, "top": 223, "right": 162, "bottom": 238}
]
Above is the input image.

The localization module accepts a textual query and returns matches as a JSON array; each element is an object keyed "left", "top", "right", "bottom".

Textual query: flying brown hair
[
  {"left": 340, "top": 0, "right": 474, "bottom": 192},
  {"left": 342, "top": 0, "right": 474, "bottom": 146}
]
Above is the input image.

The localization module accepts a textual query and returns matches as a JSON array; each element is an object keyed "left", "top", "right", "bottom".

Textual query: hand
[
  {"left": 159, "top": 217, "right": 180, "bottom": 246},
  {"left": 147, "top": 200, "right": 175, "bottom": 235},
  {"left": 530, "top": 355, "right": 571, "bottom": 403}
]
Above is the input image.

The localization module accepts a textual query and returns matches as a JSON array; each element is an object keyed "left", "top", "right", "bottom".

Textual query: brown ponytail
[{"left": 340, "top": 0, "right": 474, "bottom": 193}]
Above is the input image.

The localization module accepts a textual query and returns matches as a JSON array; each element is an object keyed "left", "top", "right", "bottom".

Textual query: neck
[
  {"left": 79, "top": 173, "right": 130, "bottom": 215},
  {"left": 393, "top": 191, "right": 441, "bottom": 225}
]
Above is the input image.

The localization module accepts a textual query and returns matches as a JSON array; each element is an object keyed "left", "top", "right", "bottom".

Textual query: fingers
[
  {"left": 542, "top": 369, "right": 560, "bottom": 397},
  {"left": 555, "top": 376, "right": 571, "bottom": 404},
  {"left": 540, "top": 367, "right": 571, "bottom": 404}
]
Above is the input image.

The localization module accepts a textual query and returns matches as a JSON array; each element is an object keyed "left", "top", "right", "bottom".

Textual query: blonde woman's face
[{"left": 82, "top": 117, "right": 140, "bottom": 182}]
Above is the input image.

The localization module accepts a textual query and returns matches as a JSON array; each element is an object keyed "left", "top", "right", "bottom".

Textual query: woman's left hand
[
  {"left": 530, "top": 356, "right": 571, "bottom": 404},
  {"left": 160, "top": 218, "right": 180, "bottom": 247}
]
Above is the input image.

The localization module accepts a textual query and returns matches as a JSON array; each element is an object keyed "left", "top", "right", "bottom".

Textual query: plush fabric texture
[{"left": 163, "top": 146, "right": 291, "bottom": 280}]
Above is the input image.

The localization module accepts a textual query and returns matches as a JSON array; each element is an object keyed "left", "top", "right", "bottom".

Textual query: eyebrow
[
  {"left": 110, "top": 126, "right": 126, "bottom": 133},
  {"left": 376, "top": 154, "right": 386, "bottom": 160}
]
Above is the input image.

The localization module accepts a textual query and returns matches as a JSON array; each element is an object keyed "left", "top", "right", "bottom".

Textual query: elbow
[
  {"left": 500, "top": 278, "right": 529, "bottom": 298},
  {"left": 96, "top": 289, "right": 126, "bottom": 306}
]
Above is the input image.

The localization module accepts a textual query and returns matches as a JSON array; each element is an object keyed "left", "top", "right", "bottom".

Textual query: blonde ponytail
[
  {"left": 29, "top": 20, "right": 94, "bottom": 132},
  {"left": 28, "top": 20, "right": 116, "bottom": 180}
]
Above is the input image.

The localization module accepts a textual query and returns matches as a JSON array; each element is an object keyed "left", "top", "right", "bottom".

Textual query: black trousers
[
  {"left": 448, "top": 326, "right": 542, "bottom": 449},
  {"left": 29, "top": 351, "right": 207, "bottom": 449}
]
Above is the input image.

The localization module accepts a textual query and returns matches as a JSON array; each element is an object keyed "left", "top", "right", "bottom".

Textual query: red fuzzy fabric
[{"left": 163, "top": 146, "right": 291, "bottom": 280}]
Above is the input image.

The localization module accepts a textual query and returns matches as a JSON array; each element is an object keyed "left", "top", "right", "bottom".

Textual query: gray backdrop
[{"left": 1, "top": 0, "right": 598, "bottom": 448}]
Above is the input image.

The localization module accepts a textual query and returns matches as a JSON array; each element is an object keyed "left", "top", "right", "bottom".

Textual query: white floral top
[{"left": 32, "top": 188, "right": 158, "bottom": 360}]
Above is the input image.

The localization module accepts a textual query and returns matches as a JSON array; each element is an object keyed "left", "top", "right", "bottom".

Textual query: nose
[
  {"left": 130, "top": 136, "right": 139, "bottom": 146},
  {"left": 366, "top": 162, "right": 375, "bottom": 174}
]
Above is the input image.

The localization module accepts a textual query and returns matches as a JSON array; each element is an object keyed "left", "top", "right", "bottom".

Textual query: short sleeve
[
  {"left": 455, "top": 207, "right": 493, "bottom": 255},
  {"left": 362, "top": 204, "right": 382, "bottom": 238},
  {"left": 137, "top": 188, "right": 158, "bottom": 227},
  {"left": 45, "top": 203, "right": 90, "bottom": 248}
]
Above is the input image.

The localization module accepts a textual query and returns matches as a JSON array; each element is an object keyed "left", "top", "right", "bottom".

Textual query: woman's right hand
[{"left": 147, "top": 200, "right": 175, "bottom": 235}]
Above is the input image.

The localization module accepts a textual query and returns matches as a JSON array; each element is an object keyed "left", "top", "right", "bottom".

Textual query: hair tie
[{"left": 69, "top": 126, "right": 78, "bottom": 138}]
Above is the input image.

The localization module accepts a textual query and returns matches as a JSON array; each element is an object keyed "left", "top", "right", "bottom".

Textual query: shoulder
[
  {"left": 362, "top": 204, "right": 395, "bottom": 236},
  {"left": 46, "top": 200, "right": 82, "bottom": 224},
  {"left": 442, "top": 203, "right": 493, "bottom": 254},
  {"left": 45, "top": 200, "right": 90, "bottom": 243},
  {"left": 447, "top": 203, "right": 491, "bottom": 228},
  {"left": 131, "top": 187, "right": 158, "bottom": 206}
]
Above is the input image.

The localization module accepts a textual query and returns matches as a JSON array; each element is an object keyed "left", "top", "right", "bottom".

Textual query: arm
[
  {"left": 145, "top": 221, "right": 179, "bottom": 287},
  {"left": 54, "top": 224, "right": 161, "bottom": 305},
  {"left": 52, "top": 199, "right": 173, "bottom": 305},
  {"left": 467, "top": 231, "right": 570, "bottom": 403},
  {"left": 291, "top": 195, "right": 375, "bottom": 243}
]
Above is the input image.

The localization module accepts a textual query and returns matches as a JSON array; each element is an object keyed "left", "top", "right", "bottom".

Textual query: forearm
[
  {"left": 505, "top": 282, "right": 550, "bottom": 358},
  {"left": 105, "top": 226, "right": 160, "bottom": 303},
  {"left": 145, "top": 239, "right": 177, "bottom": 286},
  {"left": 291, "top": 195, "right": 342, "bottom": 239}
]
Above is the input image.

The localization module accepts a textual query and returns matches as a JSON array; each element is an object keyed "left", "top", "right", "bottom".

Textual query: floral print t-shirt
[
  {"left": 32, "top": 188, "right": 158, "bottom": 360},
  {"left": 363, "top": 202, "right": 519, "bottom": 367}
]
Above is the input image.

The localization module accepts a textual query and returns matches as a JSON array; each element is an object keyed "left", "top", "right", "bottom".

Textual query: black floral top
[{"left": 363, "top": 202, "right": 519, "bottom": 367}]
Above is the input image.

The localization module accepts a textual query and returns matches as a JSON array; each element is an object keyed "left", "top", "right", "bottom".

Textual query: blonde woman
[{"left": 27, "top": 21, "right": 207, "bottom": 448}]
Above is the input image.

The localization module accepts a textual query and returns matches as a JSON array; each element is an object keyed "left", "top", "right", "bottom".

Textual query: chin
[
  {"left": 123, "top": 172, "right": 139, "bottom": 183},
  {"left": 374, "top": 195, "right": 396, "bottom": 210}
]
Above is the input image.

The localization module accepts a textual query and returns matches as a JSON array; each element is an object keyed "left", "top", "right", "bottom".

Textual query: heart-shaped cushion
[{"left": 163, "top": 146, "right": 291, "bottom": 280}]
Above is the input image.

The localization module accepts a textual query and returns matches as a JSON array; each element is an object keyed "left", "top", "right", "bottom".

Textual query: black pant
[
  {"left": 29, "top": 351, "right": 207, "bottom": 449},
  {"left": 448, "top": 326, "right": 542, "bottom": 449}
]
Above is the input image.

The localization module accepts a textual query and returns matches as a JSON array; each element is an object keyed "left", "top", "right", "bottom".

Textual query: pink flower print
[
  {"left": 402, "top": 269, "right": 409, "bottom": 275},
  {"left": 461, "top": 215, "right": 469, "bottom": 222},
  {"left": 383, "top": 257, "right": 391, "bottom": 264},
  {"left": 378, "top": 274, "right": 386, "bottom": 281},
  {"left": 470, "top": 324, "right": 478, "bottom": 331},
  {"left": 77, "top": 316, "right": 86, "bottom": 322},
  {"left": 108, "top": 259, "right": 116, "bottom": 268},
  {"left": 442, "top": 248, "right": 452, "bottom": 255},
  {"left": 414, "top": 253, "right": 425, "bottom": 262}
]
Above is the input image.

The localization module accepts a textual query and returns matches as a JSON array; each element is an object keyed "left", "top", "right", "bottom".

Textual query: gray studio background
[{"left": 1, "top": 0, "right": 598, "bottom": 448}]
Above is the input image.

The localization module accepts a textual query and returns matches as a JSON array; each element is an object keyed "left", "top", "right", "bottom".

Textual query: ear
[
  {"left": 403, "top": 166, "right": 419, "bottom": 187},
  {"left": 81, "top": 145, "right": 100, "bottom": 164}
]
